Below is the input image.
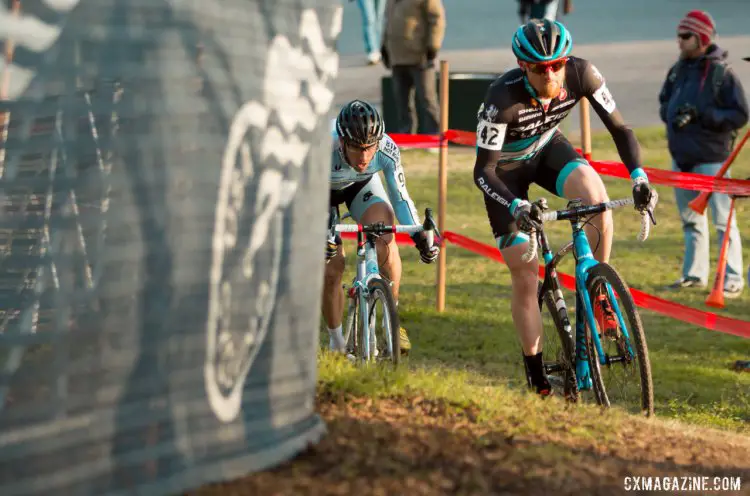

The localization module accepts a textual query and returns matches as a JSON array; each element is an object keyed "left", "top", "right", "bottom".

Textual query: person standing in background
[
  {"left": 351, "top": 0, "right": 387, "bottom": 65},
  {"left": 517, "top": 0, "right": 564, "bottom": 23},
  {"left": 381, "top": 0, "right": 445, "bottom": 137},
  {"left": 658, "top": 10, "right": 748, "bottom": 297}
]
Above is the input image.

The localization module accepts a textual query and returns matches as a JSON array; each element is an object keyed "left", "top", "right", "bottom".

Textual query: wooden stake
[{"left": 436, "top": 60, "right": 449, "bottom": 312}]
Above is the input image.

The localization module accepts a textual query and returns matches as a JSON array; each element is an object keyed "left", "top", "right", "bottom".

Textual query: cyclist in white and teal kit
[
  {"left": 474, "top": 20, "right": 658, "bottom": 396},
  {"left": 323, "top": 100, "right": 439, "bottom": 354}
]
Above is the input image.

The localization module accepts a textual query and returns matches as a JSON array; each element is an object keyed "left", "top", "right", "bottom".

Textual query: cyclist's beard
[{"left": 536, "top": 79, "right": 562, "bottom": 99}]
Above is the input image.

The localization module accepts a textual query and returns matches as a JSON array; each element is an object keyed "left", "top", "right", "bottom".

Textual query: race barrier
[
  {"left": 0, "top": 1, "right": 340, "bottom": 494},
  {"left": 340, "top": 231, "right": 750, "bottom": 340}
]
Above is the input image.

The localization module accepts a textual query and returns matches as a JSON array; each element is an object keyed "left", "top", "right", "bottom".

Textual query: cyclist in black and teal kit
[{"left": 474, "top": 20, "right": 658, "bottom": 396}]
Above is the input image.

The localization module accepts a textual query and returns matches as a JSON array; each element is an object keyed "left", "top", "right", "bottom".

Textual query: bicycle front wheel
[
  {"left": 584, "top": 263, "right": 654, "bottom": 416},
  {"left": 358, "top": 278, "right": 400, "bottom": 365},
  {"left": 535, "top": 282, "right": 579, "bottom": 402}
]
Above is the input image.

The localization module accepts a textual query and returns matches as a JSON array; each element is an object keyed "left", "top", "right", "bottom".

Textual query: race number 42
[{"left": 476, "top": 121, "right": 506, "bottom": 151}]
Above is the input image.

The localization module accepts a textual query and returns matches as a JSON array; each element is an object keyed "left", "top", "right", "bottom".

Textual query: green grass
[
  {"left": 320, "top": 125, "right": 750, "bottom": 434},
  {"left": 318, "top": 350, "right": 630, "bottom": 442}
]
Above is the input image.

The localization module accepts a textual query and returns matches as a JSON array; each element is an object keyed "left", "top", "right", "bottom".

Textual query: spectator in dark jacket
[
  {"left": 381, "top": 0, "right": 445, "bottom": 138},
  {"left": 658, "top": 10, "right": 749, "bottom": 297}
]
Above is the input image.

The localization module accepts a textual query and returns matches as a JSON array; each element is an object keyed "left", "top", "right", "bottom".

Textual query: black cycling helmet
[
  {"left": 336, "top": 99, "right": 384, "bottom": 146},
  {"left": 512, "top": 19, "right": 573, "bottom": 63}
]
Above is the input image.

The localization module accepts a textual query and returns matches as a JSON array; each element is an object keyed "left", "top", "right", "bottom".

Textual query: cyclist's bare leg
[
  {"left": 562, "top": 166, "right": 612, "bottom": 263},
  {"left": 359, "top": 202, "right": 402, "bottom": 301},
  {"left": 501, "top": 242, "right": 543, "bottom": 356},
  {"left": 322, "top": 243, "right": 346, "bottom": 329}
]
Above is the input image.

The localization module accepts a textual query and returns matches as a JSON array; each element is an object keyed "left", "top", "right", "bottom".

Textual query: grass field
[{"left": 320, "top": 125, "right": 750, "bottom": 433}]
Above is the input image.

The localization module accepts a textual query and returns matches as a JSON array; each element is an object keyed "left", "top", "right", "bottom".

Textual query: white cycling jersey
[{"left": 330, "top": 133, "right": 419, "bottom": 225}]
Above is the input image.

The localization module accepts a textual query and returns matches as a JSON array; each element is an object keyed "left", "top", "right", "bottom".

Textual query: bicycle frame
[
  {"left": 350, "top": 229, "right": 391, "bottom": 360},
  {"left": 331, "top": 207, "right": 435, "bottom": 361},
  {"left": 537, "top": 202, "right": 635, "bottom": 392}
]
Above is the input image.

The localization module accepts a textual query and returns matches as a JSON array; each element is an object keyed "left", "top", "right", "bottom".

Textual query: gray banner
[{"left": 0, "top": 0, "right": 341, "bottom": 494}]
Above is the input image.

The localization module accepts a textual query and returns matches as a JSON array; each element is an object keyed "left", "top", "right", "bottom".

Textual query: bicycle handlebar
[
  {"left": 329, "top": 207, "right": 439, "bottom": 246},
  {"left": 520, "top": 198, "right": 654, "bottom": 263}
]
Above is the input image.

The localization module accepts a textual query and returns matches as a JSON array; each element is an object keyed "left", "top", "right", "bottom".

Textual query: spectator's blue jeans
[
  {"left": 357, "top": 0, "right": 386, "bottom": 55},
  {"left": 673, "top": 162, "right": 744, "bottom": 288}
]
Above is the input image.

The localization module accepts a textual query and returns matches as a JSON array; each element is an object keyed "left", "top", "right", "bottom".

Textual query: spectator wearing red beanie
[
  {"left": 677, "top": 10, "right": 716, "bottom": 47},
  {"left": 659, "top": 11, "right": 748, "bottom": 295}
]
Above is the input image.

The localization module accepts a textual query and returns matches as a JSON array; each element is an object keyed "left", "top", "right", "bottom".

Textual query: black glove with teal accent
[
  {"left": 632, "top": 176, "right": 658, "bottom": 213},
  {"left": 512, "top": 200, "right": 543, "bottom": 233}
]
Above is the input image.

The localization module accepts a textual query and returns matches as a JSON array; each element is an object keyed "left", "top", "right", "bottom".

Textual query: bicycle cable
[
  {"left": 372, "top": 233, "right": 392, "bottom": 271},
  {"left": 580, "top": 213, "right": 603, "bottom": 257}
]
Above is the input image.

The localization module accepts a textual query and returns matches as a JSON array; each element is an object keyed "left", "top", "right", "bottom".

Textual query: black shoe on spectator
[{"left": 667, "top": 276, "right": 705, "bottom": 290}]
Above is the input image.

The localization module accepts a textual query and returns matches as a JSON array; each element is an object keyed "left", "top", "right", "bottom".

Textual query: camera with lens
[{"left": 673, "top": 104, "right": 698, "bottom": 130}]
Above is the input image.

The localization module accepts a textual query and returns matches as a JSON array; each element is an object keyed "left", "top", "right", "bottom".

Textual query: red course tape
[
  {"left": 340, "top": 231, "right": 750, "bottom": 339},
  {"left": 390, "top": 131, "right": 750, "bottom": 196}
]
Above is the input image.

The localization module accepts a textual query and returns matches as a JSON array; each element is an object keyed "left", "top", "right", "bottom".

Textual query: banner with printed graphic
[{"left": 0, "top": 1, "right": 339, "bottom": 494}]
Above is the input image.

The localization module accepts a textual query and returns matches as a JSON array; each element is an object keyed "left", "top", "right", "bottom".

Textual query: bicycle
[
  {"left": 522, "top": 197, "right": 656, "bottom": 416},
  {"left": 326, "top": 207, "right": 438, "bottom": 365}
]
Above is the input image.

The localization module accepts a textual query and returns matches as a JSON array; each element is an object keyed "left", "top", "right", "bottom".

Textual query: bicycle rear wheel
[
  {"left": 584, "top": 263, "right": 654, "bottom": 416},
  {"left": 535, "top": 282, "right": 579, "bottom": 402},
  {"left": 358, "top": 278, "right": 400, "bottom": 365}
]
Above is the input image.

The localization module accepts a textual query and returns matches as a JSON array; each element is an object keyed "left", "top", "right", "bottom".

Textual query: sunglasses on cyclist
[
  {"left": 677, "top": 32, "right": 694, "bottom": 41},
  {"left": 526, "top": 58, "right": 568, "bottom": 75}
]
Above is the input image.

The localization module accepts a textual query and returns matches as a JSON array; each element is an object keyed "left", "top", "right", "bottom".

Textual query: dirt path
[{"left": 191, "top": 392, "right": 750, "bottom": 495}]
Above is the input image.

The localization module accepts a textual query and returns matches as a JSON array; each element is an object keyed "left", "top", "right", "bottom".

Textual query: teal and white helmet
[{"left": 512, "top": 19, "right": 573, "bottom": 63}]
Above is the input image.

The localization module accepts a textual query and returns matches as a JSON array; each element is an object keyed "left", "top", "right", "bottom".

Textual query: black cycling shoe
[{"left": 534, "top": 377, "right": 553, "bottom": 398}]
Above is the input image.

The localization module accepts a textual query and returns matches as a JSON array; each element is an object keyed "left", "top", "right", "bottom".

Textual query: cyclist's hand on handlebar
[
  {"left": 413, "top": 233, "right": 440, "bottom": 264},
  {"left": 513, "top": 200, "right": 543, "bottom": 233},
  {"left": 325, "top": 235, "right": 340, "bottom": 261},
  {"left": 632, "top": 178, "right": 658, "bottom": 223}
]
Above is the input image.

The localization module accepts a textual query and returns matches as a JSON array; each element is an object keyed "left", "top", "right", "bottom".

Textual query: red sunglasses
[{"left": 527, "top": 58, "right": 568, "bottom": 75}]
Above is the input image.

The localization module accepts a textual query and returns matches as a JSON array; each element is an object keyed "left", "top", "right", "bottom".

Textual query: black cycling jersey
[{"left": 474, "top": 56, "right": 643, "bottom": 211}]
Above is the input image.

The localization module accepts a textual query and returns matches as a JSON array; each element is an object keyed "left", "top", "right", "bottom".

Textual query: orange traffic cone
[{"left": 705, "top": 198, "right": 736, "bottom": 309}]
